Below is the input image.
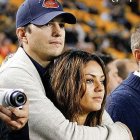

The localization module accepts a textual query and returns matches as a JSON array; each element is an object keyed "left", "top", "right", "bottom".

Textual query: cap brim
[{"left": 31, "top": 11, "right": 76, "bottom": 25}]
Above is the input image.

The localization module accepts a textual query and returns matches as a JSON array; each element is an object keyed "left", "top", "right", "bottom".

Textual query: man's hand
[{"left": 0, "top": 100, "right": 29, "bottom": 130}]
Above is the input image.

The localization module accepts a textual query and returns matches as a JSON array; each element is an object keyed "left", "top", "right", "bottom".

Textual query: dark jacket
[{"left": 0, "top": 120, "right": 29, "bottom": 140}]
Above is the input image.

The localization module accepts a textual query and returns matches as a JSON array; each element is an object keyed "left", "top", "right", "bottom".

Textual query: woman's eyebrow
[{"left": 85, "top": 74, "right": 105, "bottom": 78}]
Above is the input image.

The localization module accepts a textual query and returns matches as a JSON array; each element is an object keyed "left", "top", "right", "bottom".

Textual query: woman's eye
[
  {"left": 100, "top": 80, "right": 104, "bottom": 84},
  {"left": 100, "top": 79, "right": 105, "bottom": 84},
  {"left": 86, "top": 79, "right": 94, "bottom": 84}
]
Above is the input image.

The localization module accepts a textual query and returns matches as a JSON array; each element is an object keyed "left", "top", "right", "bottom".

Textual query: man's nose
[{"left": 52, "top": 23, "right": 62, "bottom": 37}]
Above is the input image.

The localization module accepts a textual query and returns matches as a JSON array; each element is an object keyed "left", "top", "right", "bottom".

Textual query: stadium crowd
[{"left": 0, "top": 0, "right": 139, "bottom": 64}]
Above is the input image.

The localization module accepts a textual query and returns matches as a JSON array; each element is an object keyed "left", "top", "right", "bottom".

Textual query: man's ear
[
  {"left": 16, "top": 27, "right": 28, "bottom": 44},
  {"left": 133, "top": 49, "right": 140, "bottom": 62}
]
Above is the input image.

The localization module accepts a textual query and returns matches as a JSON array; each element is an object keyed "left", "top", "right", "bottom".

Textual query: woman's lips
[{"left": 92, "top": 97, "right": 103, "bottom": 102}]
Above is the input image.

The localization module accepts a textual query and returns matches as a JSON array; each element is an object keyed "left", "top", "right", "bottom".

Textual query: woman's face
[{"left": 80, "top": 60, "right": 105, "bottom": 114}]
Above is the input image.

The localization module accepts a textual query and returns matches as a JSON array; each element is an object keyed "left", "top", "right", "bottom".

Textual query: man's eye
[
  {"left": 46, "top": 23, "right": 52, "bottom": 27},
  {"left": 59, "top": 23, "right": 65, "bottom": 28},
  {"left": 38, "top": 23, "right": 52, "bottom": 28}
]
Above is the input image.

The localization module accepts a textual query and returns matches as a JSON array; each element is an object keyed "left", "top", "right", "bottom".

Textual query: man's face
[{"left": 23, "top": 16, "right": 65, "bottom": 66}]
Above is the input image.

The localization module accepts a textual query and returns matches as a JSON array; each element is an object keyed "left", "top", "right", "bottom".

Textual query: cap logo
[{"left": 42, "top": 0, "right": 59, "bottom": 8}]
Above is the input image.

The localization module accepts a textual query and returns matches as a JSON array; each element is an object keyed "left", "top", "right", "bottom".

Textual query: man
[
  {"left": 0, "top": 0, "right": 132, "bottom": 139},
  {"left": 106, "top": 25, "right": 140, "bottom": 140}
]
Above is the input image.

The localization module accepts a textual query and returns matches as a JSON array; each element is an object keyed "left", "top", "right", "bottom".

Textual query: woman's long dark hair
[{"left": 45, "top": 49, "right": 107, "bottom": 126}]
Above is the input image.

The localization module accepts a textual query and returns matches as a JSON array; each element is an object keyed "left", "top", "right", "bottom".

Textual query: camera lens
[
  {"left": 16, "top": 94, "right": 25, "bottom": 104},
  {"left": 5, "top": 90, "right": 27, "bottom": 107}
]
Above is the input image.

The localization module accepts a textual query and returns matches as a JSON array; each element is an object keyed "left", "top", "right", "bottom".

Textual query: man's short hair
[{"left": 131, "top": 25, "right": 140, "bottom": 50}]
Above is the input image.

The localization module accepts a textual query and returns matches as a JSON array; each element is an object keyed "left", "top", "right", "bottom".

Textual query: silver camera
[{"left": 0, "top": 88, "right": 27, "bottom": 107}]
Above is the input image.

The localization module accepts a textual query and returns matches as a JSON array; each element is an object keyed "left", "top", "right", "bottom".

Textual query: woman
[{"left": 45, "top": 49, "right": 107, "bottom": 126}]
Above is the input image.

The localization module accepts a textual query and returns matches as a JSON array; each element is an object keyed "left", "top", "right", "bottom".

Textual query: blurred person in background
[
  {"left": 0, "top": 0, "right": 9, "bottom": 12},
  {"left": 114, "top": 58, "right": 138, "bottom": 80},
  {"left": 97, "top": 53, "right": 123, "bottom": 95},
  {"left": 106, "top": 59, "right": 123, "bottom": 94}
]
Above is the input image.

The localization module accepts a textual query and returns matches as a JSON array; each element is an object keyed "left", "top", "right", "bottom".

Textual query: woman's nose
[{"left": 94, "top": 81, "right": 103, "bottom": 92}]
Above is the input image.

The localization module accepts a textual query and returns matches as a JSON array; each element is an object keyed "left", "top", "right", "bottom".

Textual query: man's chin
[{"left": 47, "top": 53, "right": 62, "bottom": 61}]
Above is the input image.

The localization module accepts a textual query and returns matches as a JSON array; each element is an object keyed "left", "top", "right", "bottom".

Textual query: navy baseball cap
[{"left": 16, "top": 0, "right": 76, "bottom": 28}]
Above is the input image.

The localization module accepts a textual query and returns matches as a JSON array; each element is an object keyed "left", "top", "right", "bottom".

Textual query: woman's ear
[{"left": 16, "top": 27, "right": 28, "bottom": 44}]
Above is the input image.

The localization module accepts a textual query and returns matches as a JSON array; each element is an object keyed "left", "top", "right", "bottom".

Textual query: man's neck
[{"left": 23, "top": 48, "right": 50, "bottom": 68}]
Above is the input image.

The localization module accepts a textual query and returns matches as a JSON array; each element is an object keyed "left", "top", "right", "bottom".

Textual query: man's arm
[
  {"left": 0, "top": 68, "right": 131, "bottom": 140},
  {"left": 102, "top": 110, "right": 114, "bottom": 125}
]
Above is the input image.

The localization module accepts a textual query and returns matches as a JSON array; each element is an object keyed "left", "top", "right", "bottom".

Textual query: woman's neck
[{"left": 75, "top": 114, "right": 88, "bottom": 125}]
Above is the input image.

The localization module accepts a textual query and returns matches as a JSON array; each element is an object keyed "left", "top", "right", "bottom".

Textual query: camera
[{"left": 0, "top": 88, "right": 27, "bottom": 107}]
